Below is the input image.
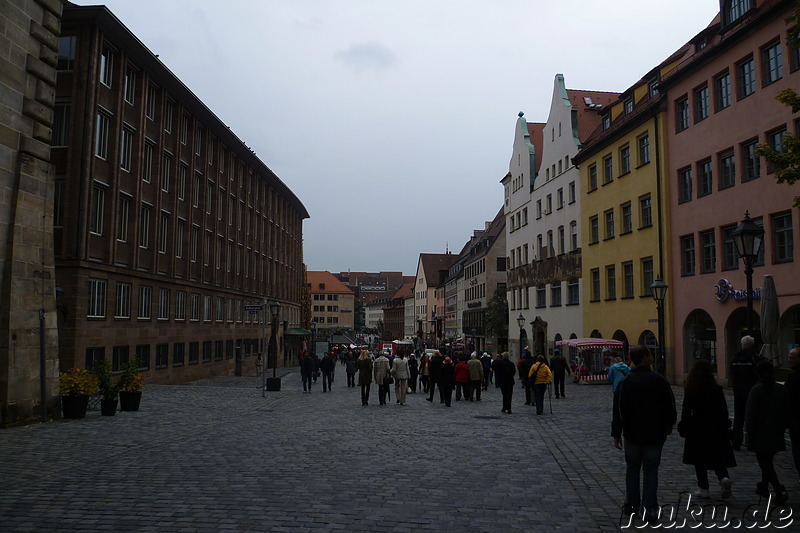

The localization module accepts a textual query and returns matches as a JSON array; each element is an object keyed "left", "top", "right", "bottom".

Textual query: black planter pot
[
  {"left": 61, "top": 395, "right": 90, "bottom": 419},
  {"left": 119, "top": 390, "right": 142, "bottom": 411},
  {"left": 101, "top": 398, "right": 118, "bottom": 416}
]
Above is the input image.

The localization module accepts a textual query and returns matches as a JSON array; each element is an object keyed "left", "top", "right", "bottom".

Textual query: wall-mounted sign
[
  {"left": 714, "top": 278, "right": 762, "bottom": 303},
  {"left": 360, "top": 286, "right": 386, "bottom": 291}
]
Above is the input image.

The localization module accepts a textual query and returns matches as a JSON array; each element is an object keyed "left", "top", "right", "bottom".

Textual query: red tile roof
[{"left": 306, "top": 271, "right": 354, "bottom": 294}]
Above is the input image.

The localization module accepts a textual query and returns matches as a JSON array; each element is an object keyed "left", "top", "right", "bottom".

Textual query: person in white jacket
[{"left": 392, "top": 353, "right": 410, "bottom": 405}]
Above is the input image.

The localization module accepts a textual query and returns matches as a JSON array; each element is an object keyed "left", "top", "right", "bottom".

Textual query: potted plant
[
  {"left": 92, "top": 358, "right": 119, "bottom": 416},
  {"left": 117, "top": 358, "right": 144, "bottom": 411},
  {"left": 59, "top": 368, "right": 98, "bottom": 419}
]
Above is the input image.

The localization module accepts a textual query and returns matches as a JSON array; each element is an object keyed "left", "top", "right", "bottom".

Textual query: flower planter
[
  {"left": 119, "top": 390, "right": 142, "bottom": 411},
  {"left": 61, "top": 395, "right": 90, "bottom": 419},
  {"left": 100, "top": 398, "right": 118, "bottom": 416}
]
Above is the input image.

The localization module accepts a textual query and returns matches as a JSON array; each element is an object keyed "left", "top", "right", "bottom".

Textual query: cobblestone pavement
[{"left": 1, "top": 368, "right": 796, "bottom": 532}]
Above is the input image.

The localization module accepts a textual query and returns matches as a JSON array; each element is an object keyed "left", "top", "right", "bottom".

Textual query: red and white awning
[{"left": 555, "top": 338, "right": 623, "bottom": 350}]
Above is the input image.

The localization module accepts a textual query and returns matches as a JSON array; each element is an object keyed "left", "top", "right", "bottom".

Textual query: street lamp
[
  {"left": 732, "top": 211, "right": 764, "bottom": 335},
  {"left": 516, "top": 313, "right": 525, "bottom": 357},
  {"left": 265, "top": 301, "right": 282, "bottom": 391},
  {"left": 310, "top": 320, "right": 317, "bottom": 358},
  {"left": 650, "top": 278, "right": 668, "bottom": 377}
]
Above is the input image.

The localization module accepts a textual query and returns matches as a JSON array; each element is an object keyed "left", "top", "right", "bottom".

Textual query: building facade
[
  {"left": 307, "top": 271, "right": 355, "bottom": 331},
  {"left": 53, "top": 5, "right": 308, "bottom": 384},
  {"left": 413, "top": 253, "right": 456, "bottom": 346}
]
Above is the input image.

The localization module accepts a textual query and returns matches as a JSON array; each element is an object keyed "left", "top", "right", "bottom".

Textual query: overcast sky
[{"left": 72, "top": 0, "right": 720, "bottom": 275}]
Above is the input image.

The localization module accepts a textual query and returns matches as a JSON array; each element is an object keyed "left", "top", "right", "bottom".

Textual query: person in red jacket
[{"left": 454, "top": 358, "right": 470, "bottom": 401}]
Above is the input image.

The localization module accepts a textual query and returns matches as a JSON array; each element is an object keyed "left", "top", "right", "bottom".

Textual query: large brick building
[{"left": 52, "top": 4, "right": 308, "bottom": 384}]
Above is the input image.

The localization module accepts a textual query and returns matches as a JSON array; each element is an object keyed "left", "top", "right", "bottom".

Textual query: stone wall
[{"left": 0, "top": 0, "right": 64, "bottom": 426}]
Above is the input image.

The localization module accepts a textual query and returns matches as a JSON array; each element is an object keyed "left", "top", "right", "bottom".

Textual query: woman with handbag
[
  {"left": 678, "top": 359, "right": 736, "bottom": 498},
  {"left": 357, "top": 350, "right": 373, "bottom": 406}
]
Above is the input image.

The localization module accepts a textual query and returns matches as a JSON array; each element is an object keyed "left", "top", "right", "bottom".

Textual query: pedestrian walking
[
  {"left": 480, "top": 352, "right": 492, "bottom": 390},
  {"left": 550, "top": 349, "right": 571, "bottom": 399},
  {"left": 784, "top": 347, "right": 800, "bottom": 483},
  {"left": 439, "top": 356, "right": 455, "bottom": 407},
  {"left": 495, "top": 352, "right": 516, "bottom": 414},
  {"left": 426, "top": 351, "right": 444, "bottom": 403},
  {"left": 611, "top": 345, "right": 676, "bottom": 523},
  {"left": 312, "top": 353, "right": 320, "bottom": 383},
  {"left": 745, "top": 360, "right": 790, "bottom": 504},
  {"left": 320, "top": 352, "right": 335, "bottom": 392},
  {"left": 518, "top": 352, "right": 534, "bottom": 406},
  {"left": 454, "top": 357, "right": 469, "bottom": 401},
  {"left": 677, "top": 359, "right": 736, "bottom": 499},
  {"left": 255, "top": 354, "right": 263, "bottom": 377},
  {"left": 345, "top": 352, "right": 358, "bottom": 388},
  {"left": 408, "top": 353, "right": 419, "bottom": 393},
  {"left": 374, "top": 352, "right": 391, "bottom": 406},
  {"left": 300, "top": 350, "right": 314, "bottom": 393},
  {"left": 357, "top": 350, "right": 373, "bottom": 406},
  {"left": 466, "top": 353, "right": 484, "bottom": 401},
  {"left": 730, "top": 335, "right": 759, "bottom": 450},
  {"left": 392, "top": 352, "right": 410, "bottom": 405},
  {"left": 528, "top": 355, "right": 553, "bottom": 415}
]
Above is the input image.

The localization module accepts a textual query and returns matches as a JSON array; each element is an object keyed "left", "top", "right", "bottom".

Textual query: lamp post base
[{"left": 265, "top": 377, "right": 281, "bottom": 391}]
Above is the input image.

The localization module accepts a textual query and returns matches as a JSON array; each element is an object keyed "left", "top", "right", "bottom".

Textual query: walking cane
[{"left": 547, "top": 382, "right": 552, "bottom": 414}]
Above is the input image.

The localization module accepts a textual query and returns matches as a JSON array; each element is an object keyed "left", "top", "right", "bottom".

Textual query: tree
[
  {"left": 484, "top": 286, "right": 509, "bottom": 338},
  {"left": 755, "top": 3, "right": 800, "bottom": 206}
]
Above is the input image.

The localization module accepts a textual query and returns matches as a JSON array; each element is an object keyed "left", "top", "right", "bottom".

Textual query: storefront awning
[
  {"left": 285, "top": 328, "right": 312, "bottom": 336},
  {"left": 556, "top": 338, "right": 623, "bottom": 350}
]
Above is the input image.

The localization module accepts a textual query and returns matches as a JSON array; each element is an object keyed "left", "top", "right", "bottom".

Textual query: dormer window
[
  {"left": 624, "top": 98, "right": 633, "bottom": 115},
  {"left": 602, "top": 114, "right": 611, "bottom": 130},
  {"left": 723, "top": 0, "right": 754, "bottom": 27}
]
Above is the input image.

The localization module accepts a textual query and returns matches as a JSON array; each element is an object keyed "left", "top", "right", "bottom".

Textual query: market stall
[{"left": 555, "top": 338, "right": 624, "bottom": 383}]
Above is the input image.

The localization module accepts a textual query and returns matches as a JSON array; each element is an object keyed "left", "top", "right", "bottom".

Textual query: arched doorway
[
  {"left": 724, "top": 306, "right": 761, "bottom": 373},
  {"left": 532, "top": 316, "right": 548, "bottom": 356},
  {"left": 778, "top": 304, "right": 800, "bottom": 367},
  {"left": 612, "top": 330, "right": 629, "bottom": 360},
  {"left": 590, "top": 329, "right": 602, "bottom": 338},
  {"left": 683, "top": 309, "right": 717, "bottom": 374}
]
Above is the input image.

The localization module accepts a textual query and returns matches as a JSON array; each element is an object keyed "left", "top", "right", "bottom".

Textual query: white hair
[{"left": 741, "top": 336, "right": 755, "bottom": 349}]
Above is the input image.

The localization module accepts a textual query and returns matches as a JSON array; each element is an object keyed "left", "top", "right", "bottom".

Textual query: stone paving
[{"left": 0, "top": 367, "right": 797, "bottom": 532}]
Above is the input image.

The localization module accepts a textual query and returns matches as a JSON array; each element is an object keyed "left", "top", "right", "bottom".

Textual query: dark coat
[
  {"left": 300, "top": 355, "right": 314, "bottom": 376},
  {"left": 550, "top": 354, "right": 570, "bottom": 376},
  {"left": 730, "top": 349, "right": 758, "bottom": 392},
  {"left": 439, "top": 361, "right": 455, "bottom": 387},
  {"left": 612, "top": 366, "right": 676, "bottom": 445},
  {"left": 357, "top": 358, "right": 373, "bottom": 386},
  {"left": 784, "top": 364, "right": 800, "bottom": 427},
  {"left": 679, "top": 386, "right": 736, "bottom": 469},
  {"left": 429, "top": 354, "right": 444, "bottom": 380},
  {"left": 518, "top": 356, "right": 534, "bottom": 384},
  {"left": 320, "top": 356, "right": 335, "bottom": 373},
  {"left": 494, "top": 358, "right": 516, "bottom": 387},
  {"left": 408, "top": 357, "right": 419, "bottom": 377},
  {"left": 745, "top": 381, "right": 790, "bottom": 453}
]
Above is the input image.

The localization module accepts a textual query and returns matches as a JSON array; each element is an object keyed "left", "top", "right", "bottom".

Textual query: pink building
[{"left": 662, "top": 0, "right": 799, "bottom": 380}]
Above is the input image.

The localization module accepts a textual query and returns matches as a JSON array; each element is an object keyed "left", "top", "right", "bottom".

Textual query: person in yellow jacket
[{"left": 528, "top": 354, "right": 554, "bottom": 415}]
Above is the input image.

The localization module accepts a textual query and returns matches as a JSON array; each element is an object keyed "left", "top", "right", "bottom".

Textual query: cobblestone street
[{"left": 1, "top": 369, "right": 796, "bottom": 532}]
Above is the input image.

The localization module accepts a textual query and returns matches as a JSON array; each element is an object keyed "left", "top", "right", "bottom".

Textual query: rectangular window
[
  {"left": 621, "top": 202, "right": 632, "bottom": 234},
  {"left": 567, "top": 278, "right": 579, "bottom": 304},
  {"left": 52, "top": 104, "right": 70, "bottom": 147},
  {"left": 624, "top": 98, "right": 633, "bottom": 115},
  {"left": 202, "top": 341, "right": 212, "bottom": 362},
  {"left": 546, "top": 194, "right": 552, "bottom": 214},
  {"left": 694, "top": 84, "right": 709, "bottom": 122},
  {"left": 57, "top": 35, "right": 76, "bottom": 70},
  {"left": 568, "top": 181, "right": 576, "bottom": 204},
  {"left": 181, "top": 114, "right": 189, "bottom": 145},
  {"left": 99, "top": 45, "right": 113, "bottom": 87},
  {"left": 570, "top": 221, "right": 578, "bottom": 251},
  {"left": 176, "top": 220, "right": 184, "bottom": 258},
  {"left": 536, "top": 285, "right": 546, "bottom": 308},
  {"left": 115, "top": 282, "right": 131, "bottom": 318},
  {"left": 700, "top": 229, "right": 716, "bottom": 273},
  {"left": 88, "top": 279, "right": 106, "bottom": 318},
  {"left": 158, "top": 213, "right": 169, "bottom": 254},
  {"left": 742, "top": 139, "right": 760, "bottom": 181},
  {"left": 156, "top": 344, "right": 168, "bottom": 369},
  {"left": 719, "top": 149, "right": 736, "bottom": 189},
  {"left": 192, "top": 173, "right": 201, "bottom": 208},
  {"left": 161, "top": 154, "right": 171, "bottom": 192},
  {"left": 146, "top": 84, "right": 157, "bottom": 120},
  {"left": 116, "top": 194, "right": 129, "bottom": 242},
  {"left": 604, "top": 209, "right": 615, "bottom": 239},
  {"left": 606, "top": 265, "right": 616, "bottom": 300},
  {"left": 698, "top": 159, "right": 713, "bottom": 197},
  {"left": 766, "top": 128, "right": 787, "bottom": 173},
  {"left": 138, "top": 285, "right": 152, "bottom": 319},
  {"left": 124, "top": 65, "right": 136, "bottom": 104},
  {"left": 175, "top": 291, "right": 186, "bottom": 320},
  {"left": 638, "top": 133, "right": 650, "bottom": 165},
  {"left": 590, "top": 269, "right": 600, "bottom": 302},
  {"left": 216, "top": 296, "right": 224, "bottom": 322},
  {"left": 188, "top": 342, "right": 199, "bottom": 365},
  {"left": 190, "top": 293, "right": 200, "bottom": 321},
  {"left": 90, "top": 185, "right": 105, "bottom": 235},
  {"left": 112, "top": 346, "right": 129, "bottom": 372},
  {"left": 603, "top": 155, "right": 613, "bottom": 184},
  {"left": 773, "top": 211, "right": 794, "bottom": 263},
  {"left": 715, "top": 71, "right": 731, "bottom": 110},
  {"left": 190, "top": 226, "right": 199, "bottom": 262},
  {"left": 158, "top": 288, "right": 169, "bottom": 320},
  {"left": 762, "top": 40, "right": 783, "bottom": 85},
  {"left": 588, "top": 164, "right": 597, "bottom": 191},
  {"left": 215, "top": 340, "right": 224, "bottom": 361},
  {"left": 178, "top": 165, "right": 187, "bottom": 201},
  {"left": 642, "top": 258, "right": 654, "bottom": 296},
  {"left": 139, "top": 205, "right": 151, "bottom": 249},
  {"left": 722, "top": 225, "right": 739, "bottom": 270},
  {"left": 620, "top": 145, "right": 630, "bottom": 174},
  {"left": 204, "top": 295, "right": 212, "bottom": 322},
  {"left": 164, "top": 99, "right": 174, "bottom": 133},
  {"left": 557, "top": 188, "right": 564, "bottom": 209},
  {"left": 623, "top": 262, "right": 634, "bottom": 299},
  {"left": 590, "top": 215, "right": 599, "bottom": 244},
  {"left": 120, "top": 129, "right": 133, "bottom": 172},
  {"left": 738, "top": 56, "right": 755, "bottom": 98},
  {"left": 95, "top": 113, "right": 109, "bottom": 159},
  {"left": 792, "top": 33, "right": 800, "bottom": 72},
  {"left": 142, "top": 143, "right": 153, "bottom": 183},
  {"left": 551, "top": 283, "right": 562, "bottom": 307},
  {"left": 676, "top": 96, "right": 689, "bottom": 131},
  {"left": 85, "top": 347, "right": 105, "bottom": 371},
  {"left": 136, "top": 345, "right": 150, "bottom": 371},
  {"left": 679, "top": 167, "right": 693, "bottom": 203},
  {"left": 54, "top": 180, "right": 64, "bottom": 228},
  {"left": 682, "top": 235, "right": 696, "bottom": 276},
  {"left": 173, "top": 342, "right": 185, "bottom": 366}
]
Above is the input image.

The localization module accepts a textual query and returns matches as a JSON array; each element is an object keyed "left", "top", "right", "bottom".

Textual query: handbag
[{"left": 384, "top": 371, "right": 393, "bottom": 385}]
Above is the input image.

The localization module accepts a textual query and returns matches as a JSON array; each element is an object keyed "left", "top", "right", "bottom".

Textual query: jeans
[
  {"left": 302, "top": 373, "right": 312, "bottom": 391},
  {"left": 468, "top": 380, "right": 482, "bottom": 401},
  {"left": 378, "top": 383, "right": 389, "bottom": 405},
  {"left": 322, "top": 371, "right": 333, "bottom": 392},
  {"left": 623, "top": 438, "right": 664, "bottom": 510},
  {"left": 553, "top": 373, "right": 566, "bottom": 397},
  {"left": 455, "top": 383, "right": 467, "bottom": 401},
  {"left": 360, "top": 384, "right": 370, "bottom": 405},
  {"left": 500, "top": 384, "right": 513, "bottom": 412},
  {"left": 694, "top": 465, "right": 729, "bottom": 490},
  {"left": 533, "top": 383, "right": 547, "bottom": 414}
]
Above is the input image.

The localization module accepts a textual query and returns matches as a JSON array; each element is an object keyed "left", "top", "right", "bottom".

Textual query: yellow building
[{"left": 573, "top": 63, "right": 677, "bottom": 374}]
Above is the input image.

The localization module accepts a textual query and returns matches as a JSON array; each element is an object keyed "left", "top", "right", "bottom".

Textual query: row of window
[
  {"left": 312, "top": 305, "right": 339, "bottom": 312},
  {"left": 85, "top": 338, "right": 261, "bottom": 373},
  {"left": 311, "top": 316, "right": 339, "bottom": 324},
  {"left": 679, "top": 211, "right": 794, "bottom": 276},
  {"left": 510, "top": 278, "right": 581, "bottom": 310},
  {"left": 312, "top": 294, "right": 340, "bottom": 301},
  {"left": 86, "top": 278, "right": 274, "bottom": 323},
  {"left": 535, "top": 181, "right": 577, "bottom": 218},
  {"left": 588, "top": 133, "right": 650, "bottom": 191},
  {"left": 588, "top": 195, "right": 653, "bottom": 243},
  {"left": 675, "top": 34, "right": 799, "bottom": 132},
  {"left": 589, "top": 257, "right": 656, "bottom": 302}
]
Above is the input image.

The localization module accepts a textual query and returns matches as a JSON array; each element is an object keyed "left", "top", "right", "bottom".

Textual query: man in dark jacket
[
  {"left": 612, "top": 345, "right": 676, "bottom": 521},
  {"left": 300, "top": 352, "right": 314, "bottom": 393},
  {"left": 784, "top": 347, "right": 800, "bottom": 482},
  {"left": 518, "top": 353, "right": 534, "bottom": 406},
  {"left": 550, "top": 349, "right": 571, "bottom": 399},
  {"left": 495, "top": 352, "right": 517, "bottom": 414},
  {"left": 729, "top": 335, "right": 759, "bottom": 450},
  {"left": 426, "top": 351, "right": 444, "bottom": 402}
]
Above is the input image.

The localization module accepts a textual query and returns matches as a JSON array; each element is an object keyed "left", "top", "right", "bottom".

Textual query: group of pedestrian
[{"left": 612, "top": 339, "right": 799, "bottom": 524}]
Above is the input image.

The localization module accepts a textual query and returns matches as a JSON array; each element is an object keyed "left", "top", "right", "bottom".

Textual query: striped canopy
[{"left": 555, "top": 338, "right": 623, "bottom": 350}]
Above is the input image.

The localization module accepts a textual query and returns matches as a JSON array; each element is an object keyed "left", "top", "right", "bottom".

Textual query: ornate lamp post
[
  {"left": 732, "top": 211, "right": 764, "bottom": 336},
  {"left": 265, "top": 301, "right": 282, "bottom": 391},
  {"left": 516, "top": 313, "right": 525, "bottom": 358},
  {"left": 310, "top": 320, "right": 317, "bottom": 358},
  {"left": 650, "top": 278, "right": 668, "bottom": 376}
]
